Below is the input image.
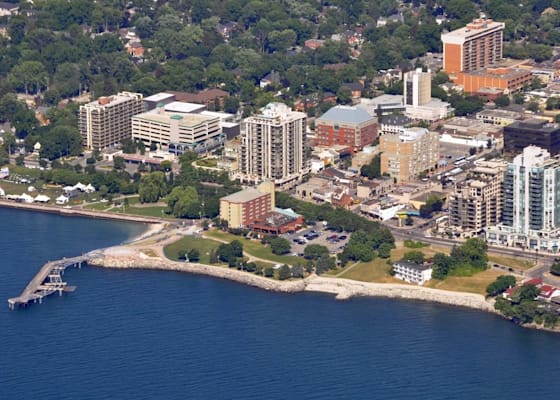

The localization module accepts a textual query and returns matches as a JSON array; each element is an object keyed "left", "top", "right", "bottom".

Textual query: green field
[
  {"left": 205, "top": 230, "right": 301, "bottom": 265},
  {"left": 164, "top": 236, "right": 222, "bottom": 264}
]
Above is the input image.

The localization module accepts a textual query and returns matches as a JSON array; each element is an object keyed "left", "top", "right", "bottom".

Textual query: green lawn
[
  {"left": 205, "top": 230, "right": 301, "bottom": 265},
  {"left": 197, "top": 158, "right": 218, "bottom": 168},
  {"left": 164, "top": 236, "right": 221, "bottom": 264},
  {"left": 118, "top": 205, "right": 171, "bottom": 218},
  {"left": 338, "top": 258, "right": 399, "bottom": 283}
]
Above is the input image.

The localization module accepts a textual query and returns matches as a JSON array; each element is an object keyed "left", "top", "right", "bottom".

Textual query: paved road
[{"left": 386, "top": 224, "right": 553, "bottom": 278}]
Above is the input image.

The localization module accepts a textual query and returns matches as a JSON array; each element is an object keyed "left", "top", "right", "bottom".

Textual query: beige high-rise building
[
  {"left": 380, "top": 128, "right": 439, "bottom": 183},
  {"left": 404, "top": 68, "right": 431, "bottom": 107},
  {"left": 79, "top": 92, "right": 144, "bottom": 149},
  {"left": 448, "top": 160, "right": 507, "bottom": 236},
  {"left": 240, "top": 103, "right": 309, "bottom": 189}
]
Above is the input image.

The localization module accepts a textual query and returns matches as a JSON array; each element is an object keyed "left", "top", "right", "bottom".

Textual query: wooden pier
[{"left": 8, "top": 252, "right": 100, "bottom": 310}]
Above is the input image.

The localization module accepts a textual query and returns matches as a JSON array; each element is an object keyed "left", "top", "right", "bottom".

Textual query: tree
[
  {"left": 292, "top": 263, "right": 305, "bottom": 279},
  {"left": 138, "top": 171, "right": 167, "bottom": 202},
  {"left": 494, "top": 95, "right": 510, "bottom": 107},
  {"left": 167, "top": 186, "right": 200, "bottom": 218},
  {"left": 113, "top": 156, "right": 125, "bottom": 170},
  {"left": 551, "top": 262, "right": 560, "bottom": 276},
  {"left": 432, "top": 253, "right": 452, "bottom": 280},
  {"left": 270, "top": 237, "right": 291, "bottom": 255},
  {"left": 378, "top": 243, "right": 393, "bottom": 259},
  {"left": 304, "top": 244, "right": 329, "bottom": 260},
  {"left": 403, "top": 250, "right": 425, "bottom": 264},
  {"left": 278, "top": 264, "right": 292, "bottom": 280},
  {"left": 360, "top": 154, "right": 381, "bottom": 179},
  {"left": 187, "top": 249, "right": 200, "bottom": 262},
  {"left": 9, "top": 61, "right": 48, "bottom": 95},
  {"left": 486, "top": 275, "right": 516, "bottom": 297},
  {"left": 264, "top": 267, "right": 274, "bottom": 277}
]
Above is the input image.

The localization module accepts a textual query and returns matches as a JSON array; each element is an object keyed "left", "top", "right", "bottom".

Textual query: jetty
[{"left": 8, "top": 252, "right": 100, "bottom": 310}]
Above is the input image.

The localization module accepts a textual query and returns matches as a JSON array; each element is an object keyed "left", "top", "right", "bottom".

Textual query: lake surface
[{"left": 1, "top": 208, "right": 560, "bottom": 400}]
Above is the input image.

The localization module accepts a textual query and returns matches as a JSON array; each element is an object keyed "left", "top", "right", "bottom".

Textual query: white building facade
[
  {"left": 486, "top": 146, "right": 560, "bottom": 252},
  {"left": 393, "top": 261, "right": 433, "bottom": 285}
]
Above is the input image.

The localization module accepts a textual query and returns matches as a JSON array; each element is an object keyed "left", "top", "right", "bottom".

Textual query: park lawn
[
  {"left": 425, "top": 269, "right": 504, "bottom": 295},
  {"left": 85, "top": 202, "right": 112, "bottom": 211},
  {"left": 117, "top": 205, "right": 171, "bottom": 218},
  {"left": 197, "top": 158, "right": 218, "bottom": 167},
  {"left": 487, "top": 254, "right": 534, "bottom": 270},
  {"left": 338, "top": 258, "right": 400, "bottom": 283},
  {"left": 164, "top": 236, "right": 221, "bottom": 264},
  {"left": 205, "top": 230, "right": 301, "bottom": 265},
  {"left": 390, "top": 245, "right": 444, "bottom": 261}
]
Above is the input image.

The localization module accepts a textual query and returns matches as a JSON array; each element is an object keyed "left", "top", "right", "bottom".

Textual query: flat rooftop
[
  {"left": 133, "top": 110, "right": 218, "bottom": 127},
  {"left": 164, "top": 101, "right": 206, "bottom": 114},
  {"left": 221, "top": 188, "right": 268, "bottom": 203},
  {"left": 441, "top": 19, "right": 504, "bottom": 43},
  {"left": 144, "top": 93, "right": 175, "bottom": 102}
]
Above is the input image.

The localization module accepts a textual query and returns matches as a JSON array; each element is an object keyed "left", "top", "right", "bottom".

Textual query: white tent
[
  {"left": 34, "top": 194, "right": 50, "bottom": 203},
  {"left": 55, "top": 195, "right": 69, "bottom": 205},
  {"left": 84, "top": 183, "right": 96, "bottom": 193},
  {"left": 19, "top": 193, "right": 34, "bottom": 203},
  {"left": 27, "top": 186, "right": 36, "bottom": 192},
  {"left": 74, "top": 182, "right": 87, "bottom": 192},
  {"left": 0, "top": 187, "right": 5, "bottom": 197},
  {"left": 62, "top": 186, "right": 75, "bottom": 193}
]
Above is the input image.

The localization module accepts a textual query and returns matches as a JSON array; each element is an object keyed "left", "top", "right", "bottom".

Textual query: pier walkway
[{"left": 8, "top": 251, "right": 101, "bottom": 310}]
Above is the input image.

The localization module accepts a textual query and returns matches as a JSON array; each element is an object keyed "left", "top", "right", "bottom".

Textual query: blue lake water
[{"left": 1, "top": 208, "right": 560, "bottom": 400}]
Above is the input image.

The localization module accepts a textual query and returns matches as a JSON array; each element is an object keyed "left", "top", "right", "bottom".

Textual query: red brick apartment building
[{"left": 315, "top": 105, "right": 377, "bottom": 151}]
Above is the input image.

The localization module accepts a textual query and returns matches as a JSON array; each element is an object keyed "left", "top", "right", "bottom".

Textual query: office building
[
  {"left": 219, "top": 181, "right": 275, "bottom": 229},
  {"left": 404, "top": 68, "right": 431, "bottom": 107},
  {"left": 380, "top": 128, "right": 439, "bottom": 183},
  {"left": 315, "top": 106, "right": 377, "bottom": 151},
  {"left": 79, "top": 92, "right": 144, "bottom": 149},
  {"left": 441, "top": 18, "right": 504, "bottom": 74},
  {"left": 448, "top": 160, "right": 507, "bottom": 236},
  {"left": 486, "top": 146, "right": 560, "bottom": 251},
  {"left": 131, "top": 105, "right": 223, "bottom": 154},
  {"left": 240, "top": 103, "right": 309, "bottom": 189},
  {"left": 504, "top": 119, "right": 560, "bottom": 156}
]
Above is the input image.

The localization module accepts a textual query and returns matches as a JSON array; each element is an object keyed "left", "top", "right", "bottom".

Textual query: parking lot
[{"left": 283, "top": 225, "right": 350, "bottom": 256}]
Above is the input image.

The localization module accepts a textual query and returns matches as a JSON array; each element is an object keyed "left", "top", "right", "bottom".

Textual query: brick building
[
  {"left": 315, "top": 105, "right": 377, "bottom": 151},
  {"left": 219, "top": 182, "right": 275, "bottom": 229}
]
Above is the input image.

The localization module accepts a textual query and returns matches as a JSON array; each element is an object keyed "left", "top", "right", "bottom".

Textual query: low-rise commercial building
[{"left": 504, "top": 118, "right": 560, "bottom": 156}]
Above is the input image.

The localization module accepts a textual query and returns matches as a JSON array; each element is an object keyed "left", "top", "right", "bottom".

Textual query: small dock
[{"left": 8, "top": 252, "right": 99, "bottom": 310}]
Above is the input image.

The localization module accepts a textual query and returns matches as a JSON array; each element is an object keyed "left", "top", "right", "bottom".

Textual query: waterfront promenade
[{"left": 0, "top": 199, "right": 166, "bottom": 224}]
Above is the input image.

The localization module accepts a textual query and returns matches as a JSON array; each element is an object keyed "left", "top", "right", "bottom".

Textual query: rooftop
[
  {"left": 317, "top": 106, "right": 375, "bottom": 125},
  {"left": 133, "top": 110, "right": 218, "bottom": 127},
  {"left": 441, "top": 19, "right": 505, "bottom": 44},
  {"left": 144, "top": 92, "right": 176, "bottom": 103},
  {"left": 164, "top": 101, "right": 206, "bottom": 114},
  {"left": 221, "top": 188, "right": 268, "bottom": 203}
]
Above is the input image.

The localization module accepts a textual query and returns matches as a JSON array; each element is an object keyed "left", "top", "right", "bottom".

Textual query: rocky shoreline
[{"left": 88, "top": 246, "right": 497, "bottom": 314}]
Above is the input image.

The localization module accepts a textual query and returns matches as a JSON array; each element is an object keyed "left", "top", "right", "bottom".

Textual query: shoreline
[
  {"left": 0, "top": 199, "right": 166, "bottom": 224},
  {"left": 88, "top": 246, "right": 498, "bottom": 314}
]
